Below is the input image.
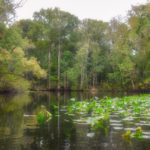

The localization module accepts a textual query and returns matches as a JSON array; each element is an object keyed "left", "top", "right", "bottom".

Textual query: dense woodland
[{"left": 1, "top": 0, "right": 150, "bottom": 92}]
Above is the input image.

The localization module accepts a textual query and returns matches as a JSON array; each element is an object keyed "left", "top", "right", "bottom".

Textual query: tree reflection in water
[{"left": 0, "top": 92, "right": 150, "bottom": 150}]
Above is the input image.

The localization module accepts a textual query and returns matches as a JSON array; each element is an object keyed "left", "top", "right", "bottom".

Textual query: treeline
[
  {"left": 1, "top": 1, "right": 150, "bottom": 91},
  {"left": 0, "top": 0, "right": 46, "bottom": 92}
]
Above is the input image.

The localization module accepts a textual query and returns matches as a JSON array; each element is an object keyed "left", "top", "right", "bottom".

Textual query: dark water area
[{"left": 0, "top": 91, "right": 150, "bottom": 150}]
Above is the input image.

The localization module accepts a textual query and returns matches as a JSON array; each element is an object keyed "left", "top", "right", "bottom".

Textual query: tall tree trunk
[
  {"left": 92, "top": 72, "right": 96, "bottom": 88},
  {"left": 63, "top": 76, "right": 65, "bottom": 90},
  {"left": 57, "top": 39, "right": 61, "bottom": 90},
  {"left": 64, "top": 72, "right": 67, "bottom": 90},
  {"left": 48, "top": 45, "right": 51, "bottom": 89},
  {"left": 80, "top": 69, "right": 84, "bottom": 89},
  {"left": 119, "top": 68, "right": 124, "bottom": 89},
  {"left": 131, "top": 79, "right": 135, "bottom": 90}
]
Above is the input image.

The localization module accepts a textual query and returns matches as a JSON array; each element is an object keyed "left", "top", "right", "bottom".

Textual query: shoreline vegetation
[
  {"left": 0, "top": 88, "right": 150, "bottom": 95},
  {"left": 30, "top": 89, "right": 150, "bottom": 93},
  {"left": 1, "top": 1, "right": 150, "bottom": 92}
]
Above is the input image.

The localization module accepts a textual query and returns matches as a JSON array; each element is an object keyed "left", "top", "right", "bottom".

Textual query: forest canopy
[{"left": 1, "top": 1, "right": 150, "bottom": 91}]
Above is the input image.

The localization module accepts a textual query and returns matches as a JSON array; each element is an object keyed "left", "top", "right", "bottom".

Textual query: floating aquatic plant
[
  {"left": 122, "top": 127, "right": 143, "bottom": 141},
  {"left": 122, "top": 130, "right": 133, "bottom": 141},
  {"left": 134, "top": 127, "right": 143, "bottom": 140},
  {"left": 37, "top": 105, "right": 52, "bottom": 125},
  {"left": 64, "top": 94, "right": 150, "bottom": 135}
]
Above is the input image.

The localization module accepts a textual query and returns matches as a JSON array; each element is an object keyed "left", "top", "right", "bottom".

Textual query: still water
[{"left": 0, "top": 91, "right": 150, "bottom": 150}]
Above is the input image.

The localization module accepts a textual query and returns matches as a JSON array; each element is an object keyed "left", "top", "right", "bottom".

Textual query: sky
[{"left": 15, "top": 0, "right": 149, "bottom": 22}]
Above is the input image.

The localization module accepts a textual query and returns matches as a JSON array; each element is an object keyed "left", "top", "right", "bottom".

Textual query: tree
[
  {"left": 78, "top": 19, "right": 110, "bottom": 88},
  {"left": 0, "top": 0, "right": 25, "bottom": 24},
  {"left": 31, "top": 8, "right": 79, "bottom": 89},
  {"left": 128, "top": 2, "right": 150, "bottom": 89},
  {"left": 107, "top": 19, "right": 135, "bottom": 89},
  {"left": 0, "top": 47, "right": 46, "bottom": 92}
]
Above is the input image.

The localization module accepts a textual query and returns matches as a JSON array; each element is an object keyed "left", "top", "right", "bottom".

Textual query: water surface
[{"left": 0, "top": 91, "right": 150, "bottom": 150}]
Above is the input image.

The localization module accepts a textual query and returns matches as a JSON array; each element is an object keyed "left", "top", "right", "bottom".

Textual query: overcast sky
[{"left": 15, "top": 0, "right": 148, "bottom": 22}]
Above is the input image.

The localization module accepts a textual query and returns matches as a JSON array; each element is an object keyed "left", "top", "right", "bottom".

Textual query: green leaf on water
[{"left": 37, "top": 112, "right": 45, "bottom": 125}]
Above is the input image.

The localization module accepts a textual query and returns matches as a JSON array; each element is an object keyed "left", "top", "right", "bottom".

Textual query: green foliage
[
  {"left": 0, "top": 23, "right": 46, "bottom": 92},
  {"left": 2, "top": 2, "right": 150, "bottom": 91},
  {"left": 37, "top": 105, "right": 52, "bottom": 125},
  {"left": 134, "top": 127, "right": 143, "bottom": 140},
  {"left": 0, "top": 0, "right": 15, "bottom": 23},
  {"left": 0, "top": 47, "right": 46, "bottom": 92},
  {"left": 37, "top": 112, "right": 45, "bottom": 125},
  {"left": 65, "top": 94, "right": 150, "bottom": 131},
  {"left": 122, "top": 130, "right": 133, "bottom": 141},
  {"left": 122, "top": 127, "right": 143, "bottom": 141}
]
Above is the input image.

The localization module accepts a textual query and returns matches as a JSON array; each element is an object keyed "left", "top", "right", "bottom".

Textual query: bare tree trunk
[
  {"left": 80, "top": 69, "right": 84, "bottom": 89},
  {"left": 64, "top": 72, "right": 67, "bottom": 90},
  {"left": 92, "top": 72, "right": 96, "bottom": 88},
  {"left": 119, "top": 68, "right": 124, "bottom": 89},
  {"left": 48, "top": 45, "right": 51, "bottom": 89},
  {"left": 57, "top": 39, "right": 61, "bottom": 90},
  {"left": 63, "top": 76, "right": 65, "bottom": 90},
  {"left": 131, "top": 79, "right": 135, "bottom": 90},
  {"left": 96, "top": 74, "right": 98, "bottom": 86}
]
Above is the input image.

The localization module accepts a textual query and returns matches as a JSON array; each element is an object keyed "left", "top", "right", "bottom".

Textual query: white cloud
[{"left": 15, "top": 0, "right": 148, "bottom": 21}]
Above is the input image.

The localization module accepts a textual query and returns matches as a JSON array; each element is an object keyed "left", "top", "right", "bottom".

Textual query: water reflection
[{"left": 0, "top": 92, "right": 150, "bottom": 150}]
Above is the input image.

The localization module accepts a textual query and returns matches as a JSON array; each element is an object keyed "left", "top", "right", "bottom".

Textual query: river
[{"left": 0, "top": 91, "right": 150, "bottom": 150}]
